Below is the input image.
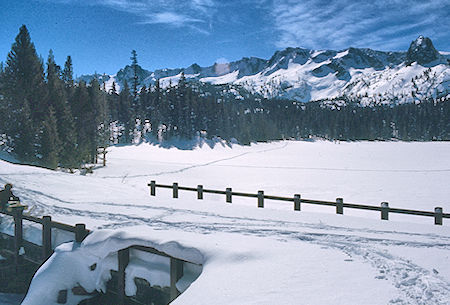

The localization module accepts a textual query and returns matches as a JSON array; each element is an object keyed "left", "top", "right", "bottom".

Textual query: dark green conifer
[{"left": 40, "top": 107, "right": 61, "bottom": 169}]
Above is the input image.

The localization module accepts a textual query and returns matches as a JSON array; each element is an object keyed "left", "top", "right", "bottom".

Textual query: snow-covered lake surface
[{"left": 1, "top": 140, "right": 449, "bottom": 304}]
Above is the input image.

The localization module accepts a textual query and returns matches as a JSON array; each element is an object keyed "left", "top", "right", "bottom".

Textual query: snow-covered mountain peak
[{"left": 83, "top": 36, "right": 449, "bottom": 104}]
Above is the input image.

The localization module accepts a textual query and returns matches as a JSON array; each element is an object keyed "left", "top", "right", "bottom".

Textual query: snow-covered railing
[
  {"left": 0, "top": 208, "right": 199, "bottom": 304},
  {"left": 0, "top": 209, "right": 89, "bottom": 264},
  {"left": 148, "top": 180, "right": 449, "bottom": 225}
]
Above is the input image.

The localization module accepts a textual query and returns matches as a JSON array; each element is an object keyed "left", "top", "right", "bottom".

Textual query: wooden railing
[
  {"left": 0, "top": 207, "right": 197, "bottom": 304},
  {"left": 148, "top": 180, "right": 449, "bottom": 225}
]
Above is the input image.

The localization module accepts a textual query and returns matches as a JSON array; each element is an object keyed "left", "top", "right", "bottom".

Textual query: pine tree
[
  {"left": 14, "top": 100, "right": 36, "bottom": 162},
  {"left": 71, "top": 81, "right": 93, "bottom": 162},
  {"left": 46, "top": 50, "right": 78, "bottom": 168},
  {"left": 118, "top": 81, "right": 132, "bottom": 143},
  {"left": 62, "top": 56, "right": 74, "bottom": 90},
  {"left": 3, "top": 25, "right": 47, "bottom": 121},
  {"left": 40, "top": 107, "right": 61, "bottom": 169},
  {"left": 2, "top": 25, "right": 46, "bottom": 160},
  {"left": 131, "top": 50, "right": 139, "bottom": 99},
  {"left": 130, "top": 50, "right": 141, "bottom": 120}
]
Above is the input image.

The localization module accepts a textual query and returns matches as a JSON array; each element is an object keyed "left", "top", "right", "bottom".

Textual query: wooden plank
[
  {"left": 336, "top": 198, "right": 344, "bottom": 214},
  {"left": 170, "top": 258, "right": 183, "bottom": 301},
  {"left": 231, "top": 191, "right": 258, "bottom": 198},
  {"left": 381, "top": 202, "right": 389, "bottom": 220},
  {"left": 301, "top": 199, "right": 336, "bottom": 206},
  {"left": 294, "top": 194, "right": 301, "bottom": 211},
  {"left": 264, "top": 194, "right": 293, "bottom": 201},
  {"left": 118, "top": 248, "right": 130, "bottom": 305},
  {"left": 435, "top": 207, "right": 443, "bottom": 225},
  {"left": 75, "top": 224, "right": 88, "bottom": 243},
  {"left": 257, "top": 191, "right": 264, "bottom": 208},
  {"left": 173, "top": 183, "right": 178, "bottom": 198},
  {"left": 149, "top": 180, "right": 156, "bottom": 196},
  {"left": 52, "top": 221, "right": 78, "bottom": 232},
  {"left": 42, "top": 216, "right": 53, "bottom": 260},
  {"left": 178, "top": 186, "right": 197, "bottom": 191},
  {"left": 197, "top": 185, "right": 203, "bottom": 200},
  {"left": 13, "top": 208, "right": 24, "bottom": 266},
  {"left": 226, "top": 188, "right": 232, "bottom": 203}
]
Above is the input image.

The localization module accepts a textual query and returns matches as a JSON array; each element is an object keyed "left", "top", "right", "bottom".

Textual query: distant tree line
[{"left": 0, "top": 25, "right": 449, "bottom": 169}]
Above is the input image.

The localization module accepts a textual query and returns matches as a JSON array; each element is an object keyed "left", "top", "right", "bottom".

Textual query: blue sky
[{"left": 1, "top": 0, "right": 449, "bottom": 76}]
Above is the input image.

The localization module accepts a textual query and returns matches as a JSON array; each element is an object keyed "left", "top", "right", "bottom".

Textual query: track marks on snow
[{"left": 101, "top": 142, "right": 290, "bottom": 179}]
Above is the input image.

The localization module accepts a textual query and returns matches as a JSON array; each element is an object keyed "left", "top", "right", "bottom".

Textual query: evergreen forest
[{"left": 0, "top": 26, "right": 449, "bottom": 169}]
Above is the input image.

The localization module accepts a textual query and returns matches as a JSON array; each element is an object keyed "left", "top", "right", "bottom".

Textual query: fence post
[
  {"left": 381, "top": 202, "right": 389, "bottom": 220},
  {"left": 170, "top": 258, "right": 184, "bottom": 301},
  {"left": 258, "top": 191, "right": 264, "bottom": 208},
  {"left": 42, "top": 216, "right": 53, "bottom": 260},
  {"left": 75, "top": 224, "right": 87, "bottom": 243},
  {"left": 118, "top": 248, "right": 130, "bottom": 305},
  {"left": 434, "top": 207, "right": 443, "bottom": 225},
  {"left": 150, "top": 180, "right": 156, "bottom": 196},
  {"left": 294, "top": 194, "right": 301, "bottom": 211},
  {"left": 173, "top": 183, "right": 178, "bottom": 198},
  {"left": 197, "top": 185, "right": 203, "bottom": 200},
  {"left": 13, "top": 207, "right": 24, "bottom": 267},
  {"left": 226, "top": 188, "right": 232, "bottom": 203},
  {"left": 336, "top": 198, "right": 344, "bottom": 215},
  {"left": 102, "top": 148, "right": 107, "bottom": 167}
]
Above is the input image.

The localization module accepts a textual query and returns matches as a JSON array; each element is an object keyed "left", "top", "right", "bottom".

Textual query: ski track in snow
[
  {"left": 9, "top": 184, "right": 450, "bottom": 305},
  {"left": 98, "top": 142, "right": 290, "bottom": 179}
]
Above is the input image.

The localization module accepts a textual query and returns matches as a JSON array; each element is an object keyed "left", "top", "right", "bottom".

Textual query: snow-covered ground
[{"left": 1, "top": 140, "right": 449, "bottom": 304}]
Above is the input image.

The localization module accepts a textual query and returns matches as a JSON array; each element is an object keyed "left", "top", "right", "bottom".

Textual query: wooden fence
[
  {"left": 148, "top": 180, "right": 449, "bottom": 225},
  {"left": 0, "top": 207, "right": 194, "bottom": 304}
]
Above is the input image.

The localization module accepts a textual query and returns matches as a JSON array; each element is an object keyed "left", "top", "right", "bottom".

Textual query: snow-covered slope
[
  {"left": 86, "top": 36, "right": 450, "bottom": 104},
  {"left": 1, "top": 141, "right": 450, "bottom": 304}
]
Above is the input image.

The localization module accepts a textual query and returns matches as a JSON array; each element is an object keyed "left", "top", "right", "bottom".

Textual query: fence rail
[{"left": 148, "top": 180, "right": 449, "bottom": 225}]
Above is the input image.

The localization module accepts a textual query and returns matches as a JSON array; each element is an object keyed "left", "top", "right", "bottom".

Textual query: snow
[
  {"left": 103, "top": 74, "right": 119, "bottom": 92},
  {"left": 334, "top": 50, "right": 349, "bottom": 59},
  {"left": 200, "top": 70, "right": 239, "bottom": 85},
  {"left": 1, "top": 140, "right": 450, "bottom": 304}
]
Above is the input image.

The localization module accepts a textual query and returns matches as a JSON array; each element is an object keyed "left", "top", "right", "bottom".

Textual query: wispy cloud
[
  {"left": 43, "top": 0, "right": 219, "bottom": 32},
  {"left": 141, "top": 12, "right": 204, "bottom": 26},
  {"left": 102, "top": 0, "right": 218, "bottom": 30},
  {"left": 271, "top": 0, "right": 450, "bottom": 51},
  {"left": 38, "top": 0, "right": 450, "bottom": 50}
]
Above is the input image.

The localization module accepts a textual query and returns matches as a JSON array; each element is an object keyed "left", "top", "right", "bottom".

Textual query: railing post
[
  {"left": 336, "top": 198, "right": 344, "bottom": 215},
  {"left": 258, "top": 191, "right": 264, "bottom": 208},
  {"left": 197, "top": 185, "right": 203, "bottom": 200},
  {"left": 170, "top": 258, "right": 184, "bottom": 301},
  {"left": 173, "top": 183, "right": 178, "bottom": 198},
  {"left": 226, "top": 188, "right": 232, "bottom": 203},
  {"left": 294, "top": 194, "right": 301, "bottom": 211},
  {"left": 13, "top": 207, "right": 24, "bottom": 267},
  {"left": 75, "top": 224, "right": 87, "bottom": 243},
  {"left": 150, "top": 180, "right": 156, "bottom": 196},
  {"left": 434, "top": 207, "right": 443, "bottom": 225},
  {"left": 42, "top": 216, "right": 53, "bottom": 260},
  {"left": 118, "top": 248, "right": 130, "bottom": 305},
  {"left": 381, "top": 202, "right": 389, "bottom": 220}
]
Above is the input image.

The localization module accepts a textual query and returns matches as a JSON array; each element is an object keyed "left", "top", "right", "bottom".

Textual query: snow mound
[{"left": 22, "top": 228, "right": 204, "bottom": 305}]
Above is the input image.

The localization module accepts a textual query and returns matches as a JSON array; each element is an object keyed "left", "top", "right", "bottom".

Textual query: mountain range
[{"left": 80, "top": 36, "right": 450, "bottom": 104}]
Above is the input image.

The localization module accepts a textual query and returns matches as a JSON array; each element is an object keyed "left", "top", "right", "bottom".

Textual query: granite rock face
[{"left": 406, "top": 35, "right": 440, "bottom": 65}]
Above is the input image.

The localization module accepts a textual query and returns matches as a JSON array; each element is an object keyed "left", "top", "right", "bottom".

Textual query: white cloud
[
  {"left": 271, "top": 0, "right": 450, "bottom": 51},
  {"left": 92, "top": 0, "right": 218, "bottom": 31},
  {"left": 142, "top": 12, "right": 204, "bottom": 26}
]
